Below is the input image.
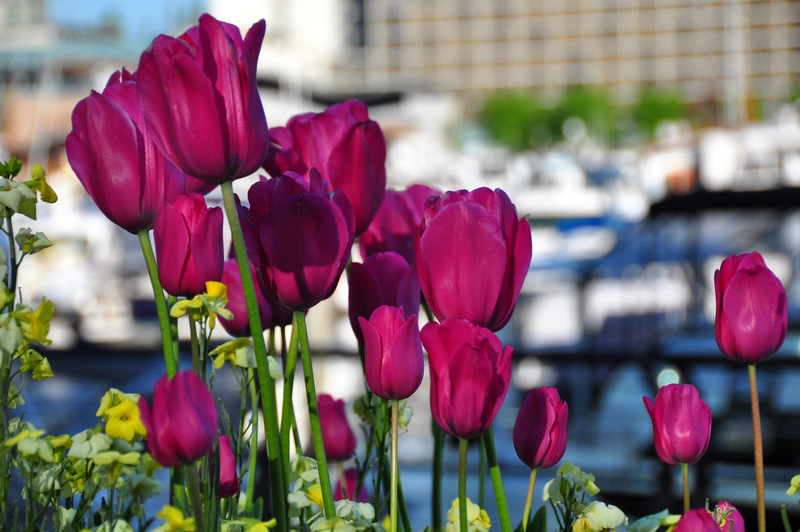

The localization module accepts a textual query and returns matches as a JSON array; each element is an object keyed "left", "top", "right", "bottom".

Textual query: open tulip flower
[
  {"left": 264, "top": 99, "right": 387, "bottom": 235},
  {"left": 421, "top": 318, "right": 513, "bottom": 440},
  {"left": 513, "top": 387, "right": 568, "bottom": 470},
  {"left": 66, "top": 69, "right": 213, "bottom": 234},
  {"left": 139, "top": 370, "right": 218, "bottom": 468},
  {"left": 137, "top": 14, "right": 269, "bottom": 183},
  {"left": 715, "top": 251, "right": 788, "bottom": 364},
  {"left": 643, "top": 383, "right": 711, "bottom": 466},
  {"left": 415, "top": 187, "right": 532, "bottom": 332}
]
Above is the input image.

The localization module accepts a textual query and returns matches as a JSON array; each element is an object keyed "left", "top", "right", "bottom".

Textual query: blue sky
[{"left": 49, "top": 0, "right": 204, "bottom": 47}]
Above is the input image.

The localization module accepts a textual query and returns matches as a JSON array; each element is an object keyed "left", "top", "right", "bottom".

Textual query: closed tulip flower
[
  {"left": 216, "top": 435, "right": 239, "bottom": 498},
  {"left": 154, "top": 193, "right": 224, "bottom": 298},
  {"left": 359, "top": 184, "right": 440, "bottom": 263},
  {"left": 421, "top": 318, "right": 513, "bottom": 440},
  {"left": 513, "top": 387, "right": 568, "bottom": 470},
  {"left": 715, "top": 252, "right": 787, "bottom": 364},
  {"left": 264, "top": 99, "right": 386, "bottom": 235},
  {"left": 359, "top": 306, "right": 424, "bottom": 400},
  {"left": 643, "top": 384, "right": 711, "bottom": 466},
  {"left": 349, "top": 252, "right": 420, "bottom": 343},
  {"left": 139, "top": 370, "right": 217, "bottom": 468},
  {"left": 318, "top": 394, "right": 357, "bottom": 461},
  {"left": 219, "top": 259, "right": 292, "bottom": 337},
  {"left": 415, "top": 187, "right": 532, "bottom": 332},
  {"left": 66, "top": 69, "right": 213, "bottom": 234},
  {"left": 137, "top": 14, "right": 269, "bottom": 183},
  {"left": 334, "top": 468, "right": 369, "bottom": 503}
]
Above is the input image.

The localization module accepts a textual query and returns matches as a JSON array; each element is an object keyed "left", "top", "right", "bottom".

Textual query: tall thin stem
[
  {"left": 432, "top": 420, "right": 445, "bottom": 530},
  {"left": 138, "top": 230, "right": 177, "bottom": 377},
  {"left": 681, "top": 462, "right": 690, "bottom": 515},
  {"left": 749, "top": 363, "right": 766, "bottom": 532},
  {"left": 458, "top": 438, "right": 468, "bottom": 532},
  {"left": 245, "top": 367, "right": 259, "bottom": 513},
  {"left": 280, "top": 313, "right": 301, "bottom": 491},
  {"left": 521, "top": 468, "right": 537, "bottom": 532},
  {"left": 220, "top": 181, "right": 286, "bottom": 530},
  {"left": 390, "top": 400, "right": 400, "bottom": 532},
  {"left": 185, "top": 464, "right": 206, "bottom": 532},
  {"left": 483, "top": 428, "right": 513, "bottom": 532}
]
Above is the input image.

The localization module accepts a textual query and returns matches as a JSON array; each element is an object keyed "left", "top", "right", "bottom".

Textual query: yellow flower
[
  {"left": 104, "top": 398, "right": 147, "bottom": 441},
  {"left": 211, "top": 337, "right": 256, "bottom": 369},
  {"left": 25, "top": 164, "right": 57, "bottom": 203},
  {"left": 11, "top": 298, "right": 54, "bottom": 345},
  {"left": 446, "top": 497, "right": 491, "bottom": 532},
  {"left": 155, "top": 505, "right": 195, "bottom": 532},
  {"left": 307, "top": 483, "right": 324, "bottom": 507}
]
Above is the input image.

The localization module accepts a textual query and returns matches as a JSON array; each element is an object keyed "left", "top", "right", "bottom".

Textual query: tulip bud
[
  {"left": 139, "top": 370, "right": 217, "bottom": 468},
  {"left": 643, "top": 383, "right": 711, "bottom": 466},
  {"left": 513, "top": 387, "right": 568, "bottom": 470},
  {"left": 216, "top": 435, "right": 239, "bottom": 498},
  {"left": 219, "top": 260, "right": 293, "bottom": 337},
  {"left": 317, "top": 394, "right": 357, "bottom": 461},
  {"left": 334, "top": 468, "right": 369, "bottom": 503},
  {"left": 715, "top": 251, "right": 787, "bottom": 364},
  {"left": 359, "top": 306, "right": 424, "bottom": 401}
]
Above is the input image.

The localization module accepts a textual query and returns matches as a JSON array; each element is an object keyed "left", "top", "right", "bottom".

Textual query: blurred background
[{"left": 3, "top": 0, "right": 800, "bottom": 528}]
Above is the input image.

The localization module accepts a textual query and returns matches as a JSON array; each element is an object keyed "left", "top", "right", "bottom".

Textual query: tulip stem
[
  {"left": 749, "top": 363, "right": 766, "bottom": 532},
  {"left": 458, "top": 438, "right": 468, "bottom": 532},
  {"left": 521, "top": 468, "right": 537, "bottom": 532},
  {"left": 185, "top": 464, "right": 206, "bottom": 532},
  {"left": 483, "top": 427, "right": 513, "bottom": 532},
  {"left": 220, "top": 180, "right": 286, "bottom": 531},
  {"left": 138, "top": 230, "right": 178, "bottom": 378},
  {"left": 432, "top": 420, "right": 445, "bottom": 531},
  {"left": 390, "top": 399, "right": 400, "bottom": 532},
  {"left": 245, "top": 367, "right": 259, "bottom": 513},
  {"left": 295, "top": 310, "right": 337, "bottom": 519},
  {"left": 681, "top": 462, "right": 689, "bottom": 515},
  {"left": 280, "top": 315, "right": 301, "bottom": 492}
]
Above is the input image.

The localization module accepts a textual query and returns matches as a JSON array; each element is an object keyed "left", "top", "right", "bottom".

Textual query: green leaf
[{"left": 530, "top": 505, "right": 547, "bottom": 532}]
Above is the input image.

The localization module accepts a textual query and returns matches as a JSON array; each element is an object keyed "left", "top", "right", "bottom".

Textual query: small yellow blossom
[
  {"left": 788, "top": 474, "right": 800, "bottom": 495},
  {"left": 11, "top": 299, "right": 54, "bottom": 344},
  {"left": 211, "top": 337, "right": 256, "bottom": 369},
  {"left": 104, "top": 398, "right": 147, "bottom": 441},
  {"left": 446, "top": 497, "right": 491, "bottom": 532},
  {"left": 307, "top": 483, "right": 324, "bottom": 507},
  {"left": 25, "top": 164, "right": 57, "bottom": 203},
  {"left": 155, "top": 505, "right": 195, "bottom": 532}
]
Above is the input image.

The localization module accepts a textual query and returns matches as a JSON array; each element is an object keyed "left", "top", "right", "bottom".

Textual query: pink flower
[
  {"left": 415, "top": 188, "right": 532, "bottom": 332},
  {"left": 421, "top": 318, "right": 513, "bottom": 440},
  {"left": 643, "top": 384, "right": 712, "bottom": 465},
  {"left": 264, "top": 100, "right": 386, "bottom": 235},
  {"left": 216, "top": 435, "right": 239, "bottom": 498},
  {"left": 673, "top": 508, "right": 721, "bottom": 531},
  {"left": 139, "top": 370, "right": 217, "bottom": 468},
  {"left": 360, "top": 306, "right": 424, "bottom": 401},
  {"left": 714, "top": 501, "right": 745, "bottom": 532},
  {"left": 219, "top": 259, "right": 293, "bottom": 337},
  {"left": 66, "top": 69, "right": 213, "bottom": 233},
  {"left": 318, "top": 394, "right": 357, "bottom": 461},
  {"left": 137, "top": 14, "right": 268, "bottom": 183},
  {"left": 513, "top": 387, "right": 568, "bottom": 470},
  {"left": 334, "top": 468, "right": 369, "bottom": 503},
  {"left": 715, "top": 252, "right": 787, "bottom": 363},
  {"left": 154, "top": 194, "right": 224, "bottom": 297}
]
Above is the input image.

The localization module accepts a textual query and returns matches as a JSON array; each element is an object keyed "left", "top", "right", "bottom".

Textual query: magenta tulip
[
  {"left": 421, "top": 318, "right": 513, "bottom": 440},
  {"left": 139, "top": 370, "right": 217, "bottom": 468},
  {"left": 359, "top": 306, "right": 424, "bottom": 400},
  {"left": 154, "top": 193, "right": 224, "bottom": 297},
  {"left": 513, "top": 387, "right": 568, "bottom": 470},
  {"left": 643, "top": 383, "right": 712, "bottom": 466},
  {"left": 263, "top": 99, "right": 386, "bottom": 234},
  {"left": 250, "top": 173, "right": 355, "bottom": 311},
  {"left": 715, "top": 252, "right": 787, "bottom": 364},
  {"left": 66, "top": 69, "right": 213, "bottom": 234},
  {"left": 317, "top": 394, "right": 357, "bottom": 461},
  {"left": 673, "top": 508, "right": 722, "bottom": 532},
  {"left": 415, "top": 187, "right": 532, "bottom": 332},
  {"left": 334, "top": 468, "right": 369, "bottom": 503},
  {"left": 359, "top": 184, "right": 440, "bottom": 263},
  {"left": 714, "top": 501, "right": 745, "bottom": 532},
  {"left": 216, "top": 435, "right": 239, "bottom": 498},
  {"left": 348, "top": 252, "right": 420, "bottom": 343},
  {"left": 137, "top": 14, "right": 268, "bottom": 183},
  {"left": 219, "top": 259, "right": 293, "bottom": 337}
]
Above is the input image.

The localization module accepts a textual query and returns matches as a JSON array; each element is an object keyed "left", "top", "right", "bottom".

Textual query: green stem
[
  {"left": 189, "top": 315, "right": 200, "bottom": 376},
  {"left": 681, "top": 462, "right": 689, "bottom": 515},
  {"left": 478, "top": 436, "right": 486, "bottom": 509},
  {"left": 390, "top": 400, "right": 399, "bottom": 532},
  {"left": 458, "top": 438, "right": 468, "bottom": 532},
  {"left": 185, "top": 464, "right": 206, "bottom": 532},
  {"left": 483, "top": 428, "right": 513, "bottom": 532},
  {"left": 521, "top": 469, "right": 537, "bottom": 532},
  {"left": 220, "top": 181, "right": 286, "bottom": 530},
  {"left": 280, "top": 313, "right": 301, "bottom": 491},
  {"left": 138, "top": 230, "right": 177, "bottom": 377},
  {"left": 749, "top": 363, "right": 766, "bottom": 532},
  {"left": 780, "top": 505, "right": 793, "bottom": 532},
  {"left": 432, "top": 420, "right": 445, "bottom": 531},
  {"left": 295, "top": 311, "right": 336, "bottom": 518},
  {"left": 5, "top": 214, "right": 16, "bottom": 302},
  {"left": 245, "top": 368, "right": 259, "bottom": 513}
]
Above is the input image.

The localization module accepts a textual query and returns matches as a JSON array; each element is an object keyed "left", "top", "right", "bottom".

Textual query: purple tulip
[
  {"left": 715, "top": 252, "right": 787, "bottom": 364},
  {"left": 154, "top": 193, "right": 224, "bottom": 297},
  {"left": 643, "top": 383, "right": 712, "bottom": 466},
  {"left": 66, "top": 69, "right": 213, "bottom": 234},
  {"left": 348, "top": 252, "right": 420, "bottom": 343},
  {"left": 359, "top": 184, "right": 440, "bottom": 263},
  {"left": 137, "top": 14, "right": 269, "bottom": 183},
  {"left": 264, "top": 99, "right": 386, "bottom": 235},
  {"left": 318, "top": 394, "right": 357, "bottom": 461},
  {"left": 216, "top": 435, "right": 239, "bottom": 498},
  {"left": 513, "top": 387, "right": 568, "bottom": 470},
  {"left": 250, "top": 173, "right": 355, "bottom": 311},
  {"left": 359, "top": 306, "right": 424, "bottom": 400},
  {"left": 673, "top": 508, "right": 722, "bottom": 532},
  {"left": 139, "top": 370, "right": 217, "bottom": 468},
  {"left": 334, "top": 468, "right": 369, "bottom": 503},
  {"left": 415, "top": 187, "right": 532, "bottom": 332},
  {"left": 219, "top": 259, "right": 293, "bottom": 337},
  {"left": 421, "top": 318, "right": 513, "bottom": 440}
]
